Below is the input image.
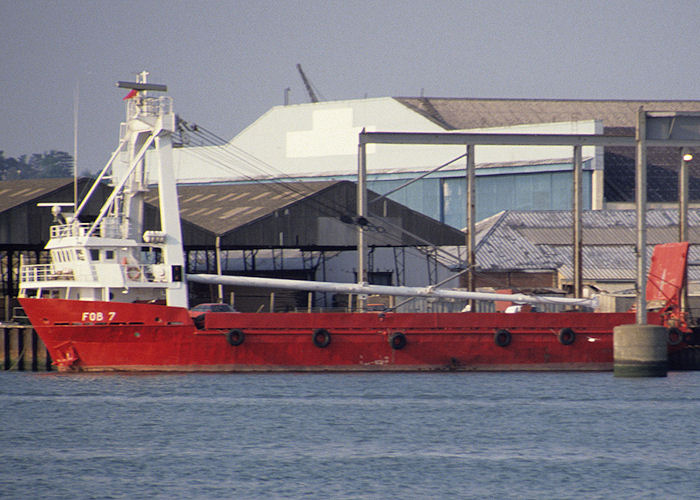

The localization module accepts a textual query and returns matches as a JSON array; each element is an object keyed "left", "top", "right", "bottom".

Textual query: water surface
[{"left": 2, "top": 371, "right": 699, "bottom": 499}]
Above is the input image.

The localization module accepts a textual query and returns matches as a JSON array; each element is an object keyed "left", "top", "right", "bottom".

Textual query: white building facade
[{"left": 159, "top": 97, "right": 603, "bottom": 225}]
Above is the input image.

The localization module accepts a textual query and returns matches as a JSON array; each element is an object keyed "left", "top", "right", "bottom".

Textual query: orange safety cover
[{"left": 646, "top": 241, "right": 689, "bottom": 307}]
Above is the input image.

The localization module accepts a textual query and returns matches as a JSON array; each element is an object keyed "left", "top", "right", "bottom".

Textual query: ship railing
[
  {"left": 20, "top": 264, "right": 94, "bottom": 283},
  {"left": 50, "top": 222, "right": 92, "bottom": 238},
  {"left": 126, "top": 96, "right": 173, "bottom": 121},
  {"left": 50, "top": 220, "right": 123, "bottom": 239}
]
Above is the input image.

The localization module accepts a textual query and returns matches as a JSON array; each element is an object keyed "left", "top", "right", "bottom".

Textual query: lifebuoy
[
  {"left": 668, "top": 327, "right": 683, "bottom": 346},
  {"left": 227, "top": 329, "right": 245, "bottom": 346},
  {"left": 494, "top": 329, "right": 512, "bottom": 347},
  {"left": 558, "top": 327, "right": 576, "bottom": 345},
  {"left": 389, "top": 331, "right": 407, "bottom": 350},
  {"left": 126, "top": 266, "right": 141, "bottom": 281},
  {"left": 312, "top": 328, "right": 331, "bottom": 348}
]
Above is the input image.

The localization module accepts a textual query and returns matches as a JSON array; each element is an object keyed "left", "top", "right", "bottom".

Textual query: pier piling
[
  {"left": 613, "top": 324, "right": 668, "bottom": 377},
  {"left": 1, "top": 326, "right": 52, "bottom": 371}
]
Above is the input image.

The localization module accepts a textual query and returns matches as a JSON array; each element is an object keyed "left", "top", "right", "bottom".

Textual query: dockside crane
[{"left": 296, "top": 63, "right": 320, "bottom": 103}]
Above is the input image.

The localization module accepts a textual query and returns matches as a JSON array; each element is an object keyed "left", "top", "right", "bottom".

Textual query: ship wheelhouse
[{"left": 20, "top": 213, "right": 174, "bottom": 304}]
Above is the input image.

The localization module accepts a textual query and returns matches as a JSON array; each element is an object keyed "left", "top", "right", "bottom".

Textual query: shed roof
[
  {"left": 0, "top": 178, "right": 113, "bottom": 246},
  {"left": 0, "top": 177, "right": 464, "bottom": 249},
  {"left": 395, "top": 98, "right": 700, "bottom": 131},
  {"left": 475, "top": 209, "right": 700, "bottom": 283},
  {"left": 0, "top": 178, "right": 75, "bottom": 214},
  {"left": 144, "top": 179, "right": 465, "bottom": 248},
  {"left": 145, "top": 180, "right": 341, "bottom": 236}
]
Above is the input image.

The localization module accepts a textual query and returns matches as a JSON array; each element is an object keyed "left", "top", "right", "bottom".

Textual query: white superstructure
[{"left": 19, "top": 72, "right": 187, "bottom": 307}]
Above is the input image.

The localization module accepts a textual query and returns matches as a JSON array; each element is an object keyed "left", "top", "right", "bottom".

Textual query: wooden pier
[{"left": 1, "top": 325, "right": 52, "bottom": 371}]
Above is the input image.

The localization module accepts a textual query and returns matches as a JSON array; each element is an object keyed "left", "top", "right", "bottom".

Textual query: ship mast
[
  {"left": 70, "top": 73, "right": 188, "bottom": 307},
  {"left": 115, "top": 72, "right": 187, "bottom": 307}
]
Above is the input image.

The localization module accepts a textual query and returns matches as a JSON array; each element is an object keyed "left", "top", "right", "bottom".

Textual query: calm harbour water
[{"left": 2, "top": 371, "right": 700, "bottom": 499}]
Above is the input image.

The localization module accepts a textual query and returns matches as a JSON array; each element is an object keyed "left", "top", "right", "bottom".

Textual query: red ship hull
[{"left": 19, "top": 297, "right": 667, "bottom": 372}]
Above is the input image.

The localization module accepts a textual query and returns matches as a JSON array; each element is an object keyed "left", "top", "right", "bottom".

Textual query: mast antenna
[
  {"left": 73, "top": 80, "right": 79, "bottom": 211},
  {"left": 116, "top": 81, "right": 168, "bottom": 92}
]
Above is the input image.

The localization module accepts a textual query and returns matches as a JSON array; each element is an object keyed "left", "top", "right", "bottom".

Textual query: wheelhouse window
[{"left": 141, "top": 246, "right": 163, "bottom": 264}]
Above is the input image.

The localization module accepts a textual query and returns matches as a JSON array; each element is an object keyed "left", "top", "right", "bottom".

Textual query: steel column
[
  {"left": 573, "top": 145, "right": 583, "bottom": 299},
  {"left": 636, "top": 109, "right": 647, "bottom": 325},
  {"left": 215, "top": 236, "right": 223, "bottom": 303},
  {"left": 680, "top": 147, "right": 690, "bottom": 314},
  {"left": 357, "top": 136, "right": 368, "bottom": 311},
  {"left": 466, "top": 145, "right": 476, "bottom": 309}
]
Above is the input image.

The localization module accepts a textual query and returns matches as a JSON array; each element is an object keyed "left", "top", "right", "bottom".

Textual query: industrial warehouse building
[
  {"left": 0, "top": 178, "right": 466, "bottom": 318},
  {"left": 164, "top": 97, "right": 700, "bottom": 226},
  {"left": 3, "top": 97, "right": 700, "bottom": 319},
  {"left": 2, "top": 176, "right": 700, "bottom": 318},
  {"left": 473, "top": 208, "right": 700, "bottom": 293}
]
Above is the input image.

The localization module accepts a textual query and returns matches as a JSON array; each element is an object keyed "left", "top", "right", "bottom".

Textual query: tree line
[{"left": 0, "top": 150, "right": 74, "bottom": 180}]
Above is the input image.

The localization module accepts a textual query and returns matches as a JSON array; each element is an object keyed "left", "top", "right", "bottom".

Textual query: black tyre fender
[
  {"left": 312, "top": 328, "right": 332, "bottom": 348},
  {"left": 389, "top": 331, "right": 407, "bottom": 350},
  {"left": 668, "top": 327, "right": 683, "bottom": 346},
  {"left": 558, "top": 327, "right": 576, "bottom": 346},
  {"left": 226, "top": 328, "right": 245, "bottom": 346},
  {"left": 193, "top": 313, "right": 205, "bottom": 330},
  {"left": 494, "top": 329, "right": 512, "bottom": 347},
  {"left": 683, "top": 331, "right": 696, "bottom": 345}
]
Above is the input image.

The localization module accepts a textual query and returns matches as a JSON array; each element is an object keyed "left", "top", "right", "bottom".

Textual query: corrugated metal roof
[
  {"left": 479, "top": 209, "right": 700, "bottom": 230},
  {"left": 557, "top": 245, "right": 700, "bottom": 282},
  {"left": 517, "top": 227, "right": 700, "bottom": 246},
  {"left": 395, "top": 98, "right": 700, "bottom": 130},
  {"left": 0, "top": 178, "right": 74, "bottom": 214},
  {"left": 145, "top": 180, "right": 341, "bottom": 235},
  {"left": 475, "top": 215, "right": 561, "bottom": 270},
  {"left": 474, "top": 209, "right": 700, "bottom": 283}
]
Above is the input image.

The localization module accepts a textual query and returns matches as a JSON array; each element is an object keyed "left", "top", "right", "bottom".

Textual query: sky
[{"left": 2, "top": 0, "right": 700, "bottom": 173}]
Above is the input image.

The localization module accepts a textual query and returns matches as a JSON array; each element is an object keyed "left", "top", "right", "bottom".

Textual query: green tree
[
  {"left": 29, "top": 150, "right": 74, "bottom": 178},
  {"left": 0, "top": 150, "right": 74, "bottom": 179},
  {"left": 0, "top": 151, "right": 30, "bottom": 180}
]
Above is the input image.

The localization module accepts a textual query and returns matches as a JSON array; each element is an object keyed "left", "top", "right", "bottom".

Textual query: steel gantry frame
[{"left": 357, "top": 111, "right": 700, "bottom": 323}]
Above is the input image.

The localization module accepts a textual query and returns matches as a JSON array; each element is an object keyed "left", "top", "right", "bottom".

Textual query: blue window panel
[
  {"left": 368, "top": 178, "right": 442, "bottom": 222},
  {"left": 369, "top": 170, "right": 592, "bottom": 229},
  {"left": 444, "top": 171, "right": 592, "bottom": 225},
  {"left": 442, "top": 178, "right": 466, "bottom": 229}
]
